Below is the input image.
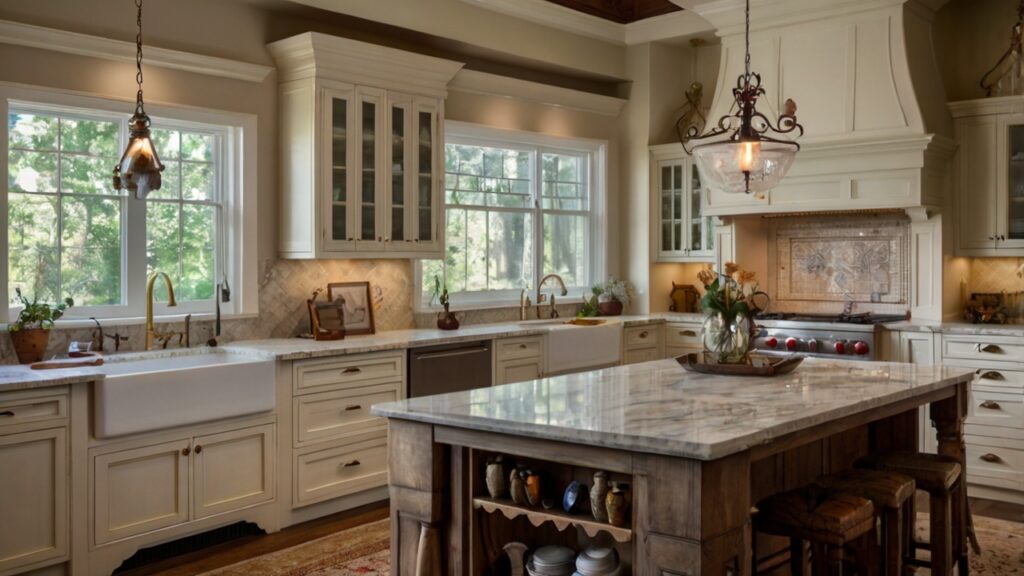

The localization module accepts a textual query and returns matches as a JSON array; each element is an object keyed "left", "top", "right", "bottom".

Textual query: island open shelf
[{"left": 472, "top": 496, "right": 633, "bottom": 543}]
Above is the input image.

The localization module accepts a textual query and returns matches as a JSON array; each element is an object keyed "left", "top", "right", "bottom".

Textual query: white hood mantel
[{"left": 680, "top": 0, "right": 956, "bottom": 216}]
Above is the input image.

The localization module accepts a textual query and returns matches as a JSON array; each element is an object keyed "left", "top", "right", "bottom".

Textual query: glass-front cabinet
[
  {"left": 270, "top": 33, "right": 458, "bottom": 259},
  {"left": 651, "top": 145, "right": 714, "bottom": 262}
]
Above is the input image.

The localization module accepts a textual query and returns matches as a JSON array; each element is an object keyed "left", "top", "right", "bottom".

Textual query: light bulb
[{"left": 737, "top": 140, "right": 760, "bottom": 172}]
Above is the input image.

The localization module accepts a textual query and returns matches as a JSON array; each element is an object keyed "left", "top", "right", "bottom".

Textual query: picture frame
[
  {"left": 327, "top": 282, "right": 376, "bottom": 335},
  {"left": 307, "top": 294, "right": 345, "bottom": 341}
]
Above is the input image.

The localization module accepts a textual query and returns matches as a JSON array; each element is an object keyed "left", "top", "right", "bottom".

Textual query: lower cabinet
[
  {"left": 665, "top": 320, "right": 703, "bottom": 359},
  {"left": 0, "top": 427, "right": 68, "bottom": 574},
  {"left": 294, "top": 433, "right": 388, "bottom": 506},
  {"left": 622, "top": 324, "right": 663, "bottom": 365},
  {"left": 494, "top": 336, "right": 545, "bottom": 385},
  {"left": 92, "top": 424, "right": 275, "bottom": 545}
]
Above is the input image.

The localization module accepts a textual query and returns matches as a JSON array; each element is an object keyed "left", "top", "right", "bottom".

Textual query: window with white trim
[
  {"left": 419, "top": 124, "right": 606, "bottom": 309},
  {"left": 3, "top": 89, "right": 257, "bottom": 322}
]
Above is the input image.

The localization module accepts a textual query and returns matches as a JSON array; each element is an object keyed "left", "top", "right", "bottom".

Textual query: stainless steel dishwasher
[{"left": 408, "top": 340, "right": 492, "bottom": 398}]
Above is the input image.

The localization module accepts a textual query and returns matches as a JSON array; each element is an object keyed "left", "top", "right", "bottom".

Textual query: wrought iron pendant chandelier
[
  {"left": 676, "top": 0, "right": 803, "bottom": 195},
  {"left": 113, "top": 0, "right": 164, "bottom": 199}
]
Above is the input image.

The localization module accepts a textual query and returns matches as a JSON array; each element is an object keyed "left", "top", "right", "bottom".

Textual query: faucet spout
[
  {"left": 146, "top": 272, "right": 177, "bottom": 351},
  {"left": 536, "top": 274, "right": 569, "bottom": 319}
]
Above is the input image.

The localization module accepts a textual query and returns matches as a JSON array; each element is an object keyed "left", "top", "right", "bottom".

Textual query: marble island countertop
[{"left": 371, "top": 357, "right": 974, "bottom": 461}]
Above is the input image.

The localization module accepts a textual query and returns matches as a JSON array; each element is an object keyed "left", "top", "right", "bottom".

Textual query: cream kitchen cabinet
[
  {"left": 622, "top": 324, "right": 664, "bottom": 365},
  {"left": 664, "top": 321, "right": 703, "bottom": 359},
  {"left": 650, "top": 144, "right": 715, "bottom": 263},
  {"left": 269, "top": 33, "right": 462, "bottom": 259},
  {"left": 494, "top": 336, "right": 545, "bottom": 385},
  {"left": 950, "top": 97, "right": 1024, "bottom": 255},
  {"left": 91, "top": 424, "right": 275, "bottom": 546}
]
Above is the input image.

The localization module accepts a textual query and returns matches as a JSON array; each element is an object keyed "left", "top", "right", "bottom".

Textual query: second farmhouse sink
[
  {"left": 93, "top": 350, "right": 275, "bottom": 439},
  {"left": 520, "top": 318, "right": 622, "bottom": 374}
]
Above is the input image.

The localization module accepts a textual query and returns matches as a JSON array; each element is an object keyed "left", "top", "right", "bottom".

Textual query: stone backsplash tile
[
  {"left": 969, "top": 257, "right": 1024, "bottom": 294},
  {"left": 414, "top": 303, "right": 583, "bottom": 328}
]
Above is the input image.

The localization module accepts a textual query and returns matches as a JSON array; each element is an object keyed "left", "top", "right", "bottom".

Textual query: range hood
[{"left": 683, "top": 0, "right": 955, "bottom": 216}]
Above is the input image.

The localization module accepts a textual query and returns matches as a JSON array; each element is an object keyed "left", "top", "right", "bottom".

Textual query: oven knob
[
  {"left": 765, "top": 336, "right": 778, "bottom": 349},
  {"left": 854, "top": 341, "right": 870, "bottom": 356},
  {"left": 834, "top": 341, "right": 846, "bottom": 355},
  {"left": 807, "top": 339, "right": 819, "bottom": 353},
  {"left": 785, "top": 337, "right": 798, "bottom": 351}
]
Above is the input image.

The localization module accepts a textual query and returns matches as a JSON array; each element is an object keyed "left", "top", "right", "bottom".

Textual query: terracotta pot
[
  {"left": 597, "top": 300, "right": 624, "bottom": 316},
  {"left": 10, "top": 328, "right": 49, "bottom": 364}
]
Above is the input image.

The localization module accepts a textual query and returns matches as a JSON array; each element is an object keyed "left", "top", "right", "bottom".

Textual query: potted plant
[
  {"left": 8, "top": 289, "right": 74, "bottom": 364},
  {"left": 431, "top": 276, "right": 459, "bottom": 331},
  {"left": 696, "top": 263, "right": 756, "bottom": 364},
  {"left": 593, "top": 277, "right": 633, "bottom": 316}
]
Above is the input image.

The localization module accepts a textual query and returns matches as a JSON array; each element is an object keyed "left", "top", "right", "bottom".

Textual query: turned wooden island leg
[{"left": 389, "top": 420, "right": 447, "bottom": 576}]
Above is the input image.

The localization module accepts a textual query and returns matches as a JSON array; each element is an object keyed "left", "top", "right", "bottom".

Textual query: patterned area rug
[{"left": 200, "top": 515, "right": 1024, "bottom": 576}]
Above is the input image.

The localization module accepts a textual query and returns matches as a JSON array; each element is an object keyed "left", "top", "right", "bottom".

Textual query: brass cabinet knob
[
  {"left": 639, "top": 331, "right": 649, "bottom": 338},
  {"left": 194, "top": 445, "right": 203, "bottom": 454},
  {"left": 979, "top": 453, "right": 1002, "bottom": 463},
  {"left": 182, "top": 447, "right": 191, "bottom": 456}
]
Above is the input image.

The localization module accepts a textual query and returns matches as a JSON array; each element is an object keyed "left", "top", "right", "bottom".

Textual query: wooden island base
[{"left": 386, "top": 380, "right": 968, "bottom": 576}]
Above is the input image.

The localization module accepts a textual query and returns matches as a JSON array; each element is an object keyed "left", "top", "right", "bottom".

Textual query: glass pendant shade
[
  {"left": 113, "top": 117, "right": 164, "bottom": 199},
  {"left": 692, "top": 139, "right": 798, "bottom": 195}
]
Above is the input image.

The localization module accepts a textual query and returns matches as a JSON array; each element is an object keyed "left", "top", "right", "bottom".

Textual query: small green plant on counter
[
  {"left": 8, "top": 288, "right": 74, "bottom": 331},
  {"left": 577, "top": 286, "right": 601, "bottom": 318}
]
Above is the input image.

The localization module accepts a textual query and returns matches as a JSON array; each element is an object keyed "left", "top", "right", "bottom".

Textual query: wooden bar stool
[
  {"left": 855, "top": 453, "right": 966, "bottom": 576},
  {"left": 755, "top": 486, "right": 876, "bottom": 575},
  {"left": 813, "top": 469, "right": 915, "bottom": 576}
]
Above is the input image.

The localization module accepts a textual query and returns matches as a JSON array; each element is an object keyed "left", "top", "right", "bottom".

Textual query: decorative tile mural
[{"left": 771, "top": 215, "right": 910, "bottom": 313}]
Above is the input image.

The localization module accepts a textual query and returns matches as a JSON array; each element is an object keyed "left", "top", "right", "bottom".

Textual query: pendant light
[
  {"left": 676, "top": 0, "right": 803, "bottom": 195},
  {"left": 113, "top": 0, "right": 164, "bottom": 199}
]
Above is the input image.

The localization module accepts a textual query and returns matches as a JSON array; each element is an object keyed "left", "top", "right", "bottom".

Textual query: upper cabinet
[
  {"left": 269, "top": 33, "right": 463, "bottom": 259},
  {"left": 650, "top": 144, "right": 714, "bottom": 263},
  {"left": 951, "top": 97, "right": 1024, "bottom": 256}
]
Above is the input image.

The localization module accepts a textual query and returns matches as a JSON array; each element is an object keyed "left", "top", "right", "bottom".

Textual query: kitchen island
[{"left": 372, "top": 357, "right": 974, "bottom": 575}]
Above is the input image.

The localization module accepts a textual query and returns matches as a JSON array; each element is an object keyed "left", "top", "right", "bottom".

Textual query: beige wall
[{"left": 935, "top": 0, "right": 1020, "bottom": 102}]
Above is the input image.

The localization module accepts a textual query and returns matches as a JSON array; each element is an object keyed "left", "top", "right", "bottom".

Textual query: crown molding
[
  {"left": 449, "top": 69, "right": 626, "bottom": 117},
  {"left": 459, "top": 0, "right": 712, "bottom": 45},
  {"left": 267, "top": 33, "right": 464, "bottom": 99},
  {"left": 0, "top": 19, "right": 273, "bottom": 83}
]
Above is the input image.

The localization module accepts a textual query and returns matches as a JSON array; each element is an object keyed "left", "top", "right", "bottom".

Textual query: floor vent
[{"left": 113, "top": 522, "right": 265, "bottom": 574}]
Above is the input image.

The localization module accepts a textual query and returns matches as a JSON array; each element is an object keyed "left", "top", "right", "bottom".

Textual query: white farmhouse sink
[
  {"left": 94, "top": 350, "right": 275, "bottom": 439},
  {"left": 519, "top": 318, "right": 623, "bottom": 375}
]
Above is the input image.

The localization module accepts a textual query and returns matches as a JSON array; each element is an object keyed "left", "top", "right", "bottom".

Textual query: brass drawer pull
[
  {"left": 977, "top": 370, "right": 1006, "bottom": 380},
  {"left": 679, "top": 330, "right": 697, "bottom": 337},
  {"left": 975, "top": 344, "right": 1004, "bottom": 354},
  {"left": 639, "top": 331, "right": 649, "bottom": 339},
  {"left": 341, "top": 459, "right": 361, "bottom": 468},
  {"left": 519, "top": 344, "right": 528, "bottom": 349},
  {"left": 344, "top": 404, "right": 362, "bottom": 411},
  {"left": 979, "top": 400, "right": 1002, "bottom": 410},
  {"left": 979, "top": 453, "right": 1002, "bottom": 463},
  {"left": 342, "top": 367, "right": 362, "bottom": 375},
  {"left": 0, "top": 410, "right": 14, "bottom": 417},
  {"left": 182, "top": 447, "right": 191, "bottom": 456}
]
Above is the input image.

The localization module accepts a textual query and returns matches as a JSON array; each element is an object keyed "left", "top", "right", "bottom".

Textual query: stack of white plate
[
  {"left": 573, "top": 546, "right": 621, "bottom": 576},
  {"left": 526, "top": 546, "right": 576, "bottom": 576}
]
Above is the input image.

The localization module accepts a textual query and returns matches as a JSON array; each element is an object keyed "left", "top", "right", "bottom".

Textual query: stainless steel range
[{"left": 751, "top": 313, "right": 908, "bottom": 361}]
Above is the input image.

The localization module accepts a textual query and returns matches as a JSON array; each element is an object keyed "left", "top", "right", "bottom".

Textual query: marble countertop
[
  {"left": 883, "top": 320, "right": 1024, "bottom": 337},
  {"left": 0, "top": 364, "right": 102, "bottom": 392},
  {"left": 371, "top": 357, "right": 973, "bottom": 461}
]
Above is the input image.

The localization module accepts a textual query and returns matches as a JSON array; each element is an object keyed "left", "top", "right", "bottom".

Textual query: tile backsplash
[{"left": 968, "top": 257, "right": 1024, "bottom": 294}]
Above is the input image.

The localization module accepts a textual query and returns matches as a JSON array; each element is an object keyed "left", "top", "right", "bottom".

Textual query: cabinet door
[
  {"left": 193, "top": 425, "right": 275, "bottom": 520},
  {"left": 898, "top": 331, "right": 936, "bottom": 365},
  {"left": 93, "top": 438, "right": 190, "bottom": 545},
  {"left": 495, "top": 359, "right": 543, "bottom": 385},
  {"left": 355, "top": 87, "right": 386, "bottom": 249},
  {"left": 656, "top": 159, "right": 686, "bottom": 260},
  {"left": 999, "top": 114, "right": 1024, "bottom": 249},
  {"left": 321, "top": 84, "right": 357, "bottom": 252},
  {"left": 0, "top": 428, "right": 67, "bottom": 573},
  {"left": 687, "top": 160, "right": 715, "bottom": 258},
  {"left": 406, "top": 98, "right": 441, "bottom": 253},
  {"left": 624, "top": 347, "right": 661, "bottom": 365},
  {"left": 958, "top": 115, "right": 1000, "bottom": 251},
  {"left": 387, "top": 95, "right": 412, "bottom": 246}
]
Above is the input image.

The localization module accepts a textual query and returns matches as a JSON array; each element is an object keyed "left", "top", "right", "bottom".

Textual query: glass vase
[{"left": 702, "top": 312, "right": 751, "bottom": 364}]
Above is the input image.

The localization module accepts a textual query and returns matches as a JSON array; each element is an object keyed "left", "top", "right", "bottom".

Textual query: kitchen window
[
  {"left": 419, "top": 123, "right": 606, "bottom": 309},
  {"left": 2, "top": 87, "right": 258, "bottom": 323}
]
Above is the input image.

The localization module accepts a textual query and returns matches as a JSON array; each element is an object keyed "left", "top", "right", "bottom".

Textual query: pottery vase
[
  {"left": 525, "top": 472, "right": 542, "bottom": 507},
  {"left": 485, "top": 456, "right": 507, "bottom": 499},
  {"left": 503, "top": 542, "right": 528, "bottom": 576},
  {"left": 9, "top": 328, "right": 49, "bottom": 364},
  {"left": 436, "top": 307, "right": 460, "bottom": 330},
  {"left": 510, "top": 468, "right": 528, "bottom": 506},
  {"left": 597, "top": 299, "right": 623, "bottom": 316},
  {"left": 590, "top": 471, "right": 610, "bottom": 522},
  {"left": 606, "top": 482, "right": 631, "bottom": 527}
]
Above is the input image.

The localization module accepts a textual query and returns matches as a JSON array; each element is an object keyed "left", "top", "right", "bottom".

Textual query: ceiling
[{"left": 542, "top": 0, "right": 682, "bottom": 24}]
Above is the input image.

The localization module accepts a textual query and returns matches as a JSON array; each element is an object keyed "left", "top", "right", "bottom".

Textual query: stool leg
[
  {"left": 931, "top": 491, "right": 953, "bottom": 576},
  {"left": 953, "top": 480, "right": 969, "bottom": 576},
  {"left": 828, "top": 544, "right": 845, "bottom": 576},
  {"left": 790, "top": 537, "right": 808, "bottom": 576},
  {"left": 883, "top": 506, "right": 902, "bottom": 576},
  {"left": 812, "top": 542, "right": 829, "bottom": 576}
]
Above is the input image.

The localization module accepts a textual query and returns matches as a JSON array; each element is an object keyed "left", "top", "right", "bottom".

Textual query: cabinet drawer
[
  {"left": 0, "top": 392, "right": 67, "bottom": 430},
  {"left": 294, "top": 434, "right": 388, "bottom": 507},
  {"left": 942, "top": 335, "right": 1024, "bottom": 363},
  {"left": 294, "top": 352, "right": 404, "bottom": 394},
  {"left": 965, "top": 440, "right": 1024, "bottom": 490},
  {"left": 666, "top": 346, "right": 701, "bottom": 360},
  {"left": 624, "top": 325, "right": 660, "bottom": 350},
  {"left": 495, "top": 336, "right": 543, "bottom": 362},
  {"left": 495, "top": 359, "right": 543, "bottom": 385},
  {"left": 624, "top": 347, "right": 661, "bottom": 365},
  {"left": 968, "top": 390, "right": 1024, "bottom": 430},
  {"left": 294, "top": 383, "right": 397, "bottom": 446},
  {"left": 665, "top": 322, "right": 702, "bottom": 349}
]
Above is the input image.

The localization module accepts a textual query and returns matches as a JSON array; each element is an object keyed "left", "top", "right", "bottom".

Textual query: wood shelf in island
[{"left": 472, "top": 497, "right": 632, "bottom": 543}]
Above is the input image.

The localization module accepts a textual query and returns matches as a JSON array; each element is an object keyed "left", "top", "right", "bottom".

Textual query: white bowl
[{"left": 575, "top": 546, "right": 620, "bottom": 576}]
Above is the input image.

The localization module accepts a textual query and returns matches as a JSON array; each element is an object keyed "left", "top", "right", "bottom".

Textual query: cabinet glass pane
[
  {"left": 418, "top": 111, "right": 433, "bottom": 241},
  {"left": 361, "top": 101, "right": 376, "bottom": 241},
  {"left": 331, "top": 98, "right": 347, "bottom": 241},
  {"left": 391, "top": 107, "right": 405, "bottom": 242},
  {"left": 660, "top": 166, "right": 672, "bottom": 251},
  {"left": 1009, "top": 124, "right": 1024, "bottom": 239}
]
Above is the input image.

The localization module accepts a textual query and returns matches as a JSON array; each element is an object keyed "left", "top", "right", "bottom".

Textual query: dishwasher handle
[{"left": 414, "top": 345, "right": 490, "bottom": 361}]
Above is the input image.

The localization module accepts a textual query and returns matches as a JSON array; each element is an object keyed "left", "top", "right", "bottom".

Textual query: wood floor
[
  {"left": 118, "top": 501, "right": 389, "bottom": 576},
  {"left": 118, "top": 498, "right": 1022, "bottom": 576}
]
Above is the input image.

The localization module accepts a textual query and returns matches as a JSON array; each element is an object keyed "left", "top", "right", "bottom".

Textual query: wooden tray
[{"left": 676, "top": 352, "right": 804, "bottom": 377}]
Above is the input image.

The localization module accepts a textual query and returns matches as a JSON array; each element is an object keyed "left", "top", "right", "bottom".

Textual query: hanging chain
[
  {"left": 744, "top": 0, "right": 751, "bottom": 81},
  {"left": 134, "top": 0, "right": 145, "bottom": 117}
]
